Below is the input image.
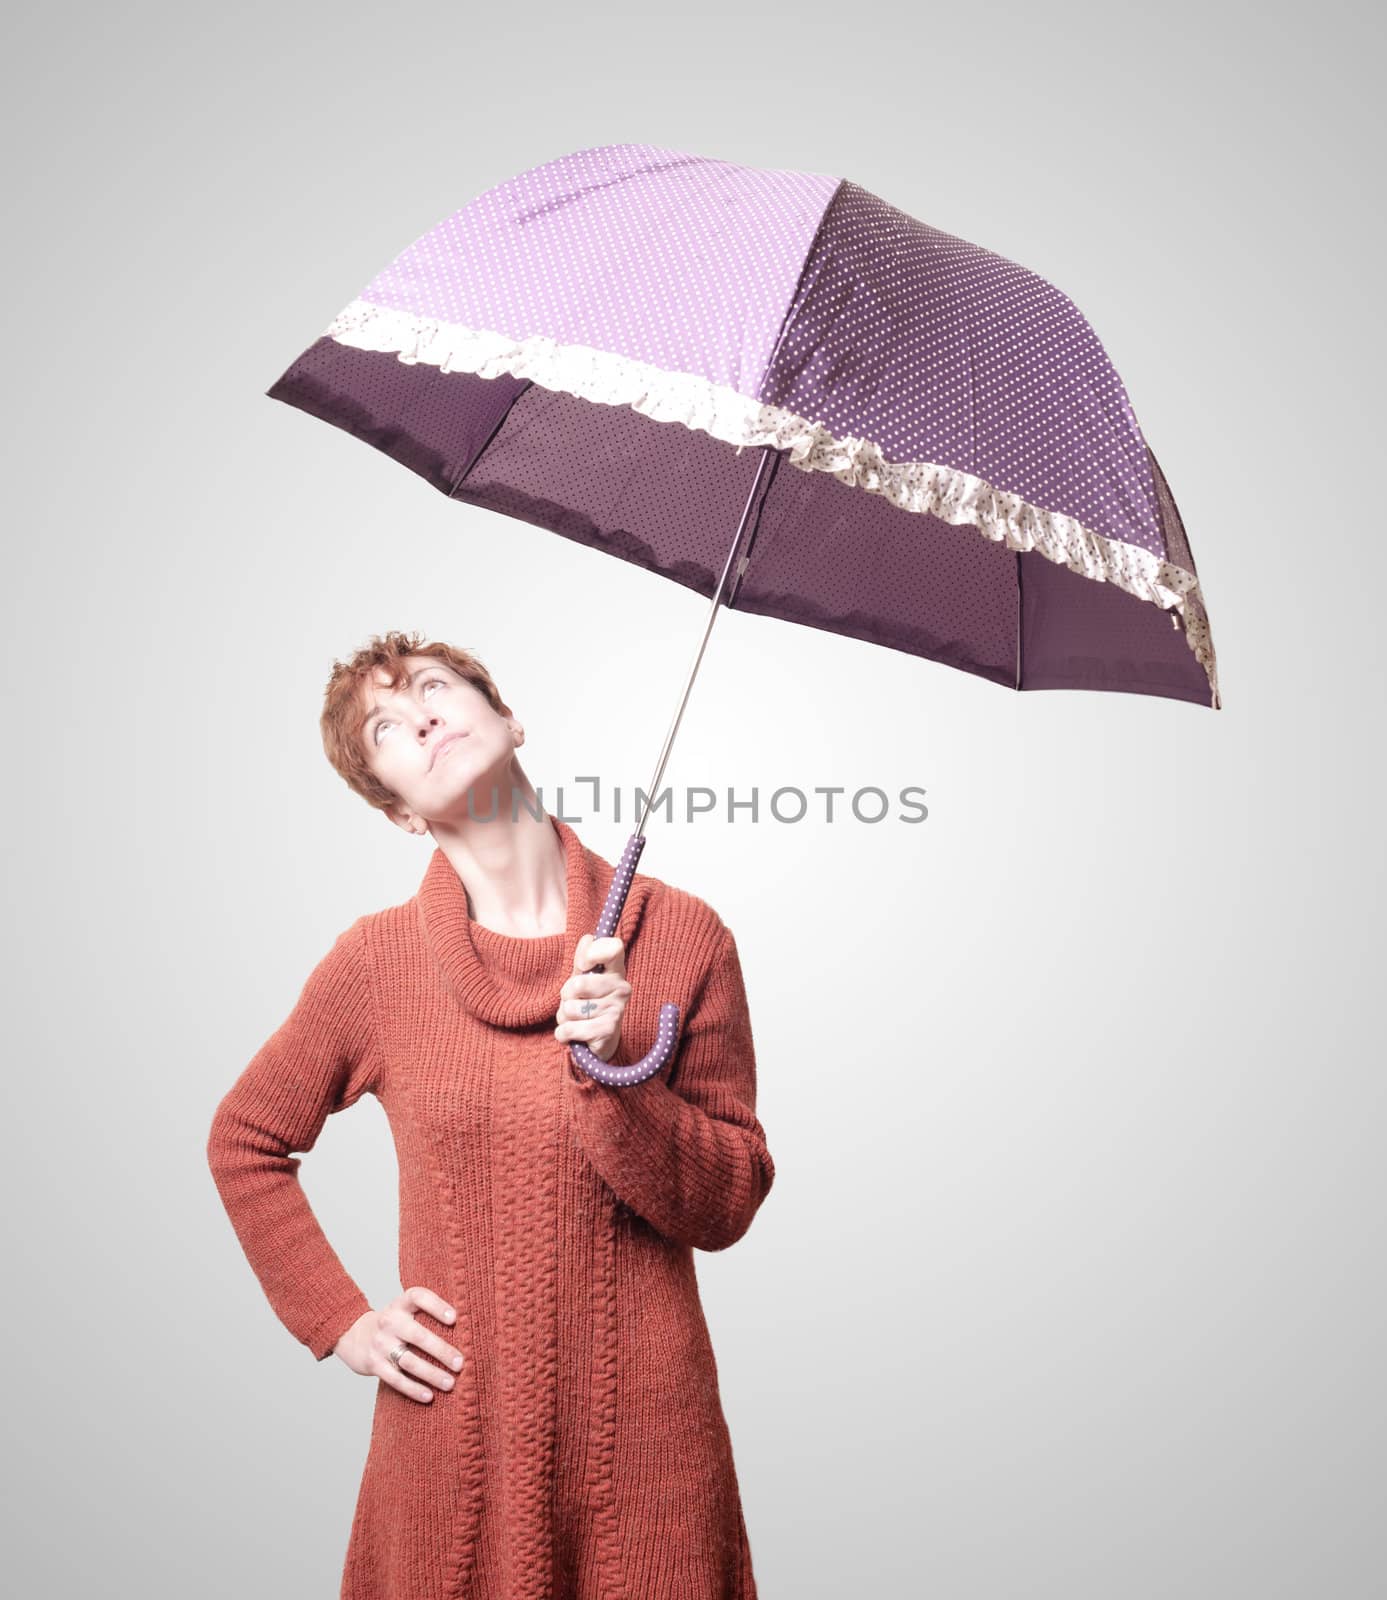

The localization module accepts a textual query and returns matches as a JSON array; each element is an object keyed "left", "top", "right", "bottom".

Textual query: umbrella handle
[{"left": 567, "top": 832, "right": 682, "bottom": 1087}]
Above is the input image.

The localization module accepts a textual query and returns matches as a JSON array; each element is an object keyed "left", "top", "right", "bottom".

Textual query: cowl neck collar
[{"left": 416, "top": 812, "right": 616, "bottom": 1029}]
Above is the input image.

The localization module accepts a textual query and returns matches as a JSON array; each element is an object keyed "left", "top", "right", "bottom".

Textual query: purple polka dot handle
[{"left": 568, "top": 831, "right": 682, "bottom": 1087}]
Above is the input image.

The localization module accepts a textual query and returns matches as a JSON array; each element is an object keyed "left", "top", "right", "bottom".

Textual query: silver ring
[
  {"left": 388, "top": 1342, "right": 408, "bottom": 1368},
  {"left": 580, "top": 1000, "right": 597, "bottom": 1017}
]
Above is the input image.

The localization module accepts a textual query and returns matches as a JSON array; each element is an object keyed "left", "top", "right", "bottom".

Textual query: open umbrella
[{"left": 267, "top": 141, "right": 1224, "bottom": 1087}]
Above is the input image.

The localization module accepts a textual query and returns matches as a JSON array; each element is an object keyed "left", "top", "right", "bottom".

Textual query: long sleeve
[
  {"left": 206, "top": 918, "right": 383, "bottom": 1361},
  {"left": 562, "top": 921, "right": 775, "bottom": 1252}
]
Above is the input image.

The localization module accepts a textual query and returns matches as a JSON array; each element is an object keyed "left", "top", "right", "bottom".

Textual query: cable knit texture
[{"left": 206, "top": 814, "right": 774, "bottom": 1599}]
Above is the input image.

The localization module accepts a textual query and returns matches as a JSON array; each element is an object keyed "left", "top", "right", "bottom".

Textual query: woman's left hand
[{"left": 555, "top": 934, "right": 631, "bottom": 1062}]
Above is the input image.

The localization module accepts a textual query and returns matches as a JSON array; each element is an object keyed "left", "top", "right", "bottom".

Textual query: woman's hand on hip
[
  {"left": 332, "top": 1286, "right": 466, "bottom": 1402},
  {"left": 555, "top": 934, "right": 631, "bottom": 1062}
]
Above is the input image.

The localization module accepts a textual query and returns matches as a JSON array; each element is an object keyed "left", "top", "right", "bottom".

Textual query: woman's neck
[{"left": 435, "top": 807, "right": 569, "bottom": 937}]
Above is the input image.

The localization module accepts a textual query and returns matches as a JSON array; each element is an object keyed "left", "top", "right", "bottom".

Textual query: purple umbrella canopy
[
  {"left": 267, "top": 142, "right": 1224, "bottom": 1086},
  {"left": 269, "top": 141, "right": 1221, "bottom": 714}
]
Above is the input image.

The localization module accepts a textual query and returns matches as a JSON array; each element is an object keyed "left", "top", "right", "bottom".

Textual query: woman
[{"left": 206, "top": 628, "right": 776, "bottom": 1600}]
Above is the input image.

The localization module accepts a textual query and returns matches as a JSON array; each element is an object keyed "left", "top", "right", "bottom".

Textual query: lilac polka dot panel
[
  {"left": 268, "top": 142, "right": 1221, "bottom": 708},
  {"left": 358, "top": 143, "right": 840, "bottom": 399}
]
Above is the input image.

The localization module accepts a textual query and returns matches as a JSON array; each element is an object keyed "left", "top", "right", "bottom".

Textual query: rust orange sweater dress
[{"left": 206, "top": 813, "right": 775, "bottom": 1599}]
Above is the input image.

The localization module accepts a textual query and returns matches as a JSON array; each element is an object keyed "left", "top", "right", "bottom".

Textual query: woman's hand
[
  {"left": 332, "top": 1286, "right": 466, "bottom": 1402},
  {"left": 555, "top": 934, "right": 631, "bottom": 1063}
]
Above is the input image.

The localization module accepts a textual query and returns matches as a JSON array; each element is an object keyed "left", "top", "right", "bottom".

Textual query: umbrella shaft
[{"left": 636, "top": 447, "right": 776, "bottom": 838}]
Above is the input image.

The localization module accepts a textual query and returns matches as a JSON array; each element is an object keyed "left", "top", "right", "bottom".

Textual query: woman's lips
[{"left": 429, "top": 732, "right": 468, "bottom": 769}]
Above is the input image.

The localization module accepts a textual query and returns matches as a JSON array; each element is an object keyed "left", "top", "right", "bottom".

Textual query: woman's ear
[
  {"left": 495, "top": 698, "right": 523, "bottom": 745},
  {"left": 383, "top": 803, "right": 430, "bottom": 836}
]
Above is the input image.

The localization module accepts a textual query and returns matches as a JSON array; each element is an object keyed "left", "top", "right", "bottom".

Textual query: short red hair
[{"left": 321, "top": 628, "right": 507, "bottom": 812}]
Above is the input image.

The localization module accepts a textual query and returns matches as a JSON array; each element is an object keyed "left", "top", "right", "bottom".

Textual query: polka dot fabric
[
  {"left": 267, "top": 142, "right": 1220, "bottom": 707},
  {"left": 358, "top": 142, "right": 840, "bottom": 398},
  {"left": 764, "top": 181, "right": 1165, "bottom": 558}
]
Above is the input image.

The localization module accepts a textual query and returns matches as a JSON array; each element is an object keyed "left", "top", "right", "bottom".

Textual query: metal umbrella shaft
[{"left": 569, "top": 447, "right": 777, "bottom": 1087}]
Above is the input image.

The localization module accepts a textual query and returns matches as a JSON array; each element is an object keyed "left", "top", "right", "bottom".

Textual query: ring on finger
[{"left": 388, "top": 1343, "right": 408, "bottom": 1368}]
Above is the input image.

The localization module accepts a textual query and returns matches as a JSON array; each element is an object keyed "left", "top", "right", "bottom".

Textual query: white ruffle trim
[{"left": 327, "top": 298, "right": 1221, "bottom": 708}]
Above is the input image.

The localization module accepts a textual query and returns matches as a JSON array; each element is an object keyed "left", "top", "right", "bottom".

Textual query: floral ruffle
[{"left": 327, "top": 298, "right": 1221, "bottom": 708}]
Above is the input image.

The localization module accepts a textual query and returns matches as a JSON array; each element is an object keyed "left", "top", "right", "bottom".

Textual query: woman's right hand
[{"left": 332, "top": 1285, "right": 466, "bottom": 1402}]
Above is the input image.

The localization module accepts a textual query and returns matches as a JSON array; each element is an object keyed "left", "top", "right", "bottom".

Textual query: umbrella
[{"left": 266, "top": 141, "right": 1224, "bottom": 1087}]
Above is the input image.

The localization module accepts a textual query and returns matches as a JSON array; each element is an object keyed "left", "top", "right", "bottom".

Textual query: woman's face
[{"left": 359, "top": 656, "right": 522, "bottom": 828}]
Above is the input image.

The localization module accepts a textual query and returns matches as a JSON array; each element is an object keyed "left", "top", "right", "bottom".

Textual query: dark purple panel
[
  {"left": 733, "top": 460, "right": 1019, "bottom": 689},
  {"left": 762, "top": 180, "right": 1169, "bottom": 562},
  {"left": 453, "top": 383, "right": 769, "bottom": 593},
  {"left": 267, "top": 336, "right": 527, "bottom": 495},
  {"left": 1019, "top": 551, "right": 1211, "bottom": 704}
]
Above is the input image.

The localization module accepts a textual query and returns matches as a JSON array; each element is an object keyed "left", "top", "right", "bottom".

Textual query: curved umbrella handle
[{"left": 568, "top": 832, "right": 681, "bottom": 1087}]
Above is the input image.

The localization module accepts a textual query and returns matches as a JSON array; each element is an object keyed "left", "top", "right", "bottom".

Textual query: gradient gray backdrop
[{"left": 3, "top": 1, "right": 1382, "bottom": 1594}]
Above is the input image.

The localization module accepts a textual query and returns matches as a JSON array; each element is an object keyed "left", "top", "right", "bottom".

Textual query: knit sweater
[{"left": 206, "top": 812, "right": 775, "bottom": 1599}]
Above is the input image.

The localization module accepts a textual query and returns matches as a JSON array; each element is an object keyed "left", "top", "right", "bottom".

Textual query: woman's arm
[
  {"left": 562, "top": 920, "right": 775, "bottom": 1252},
  {"left": 206, "top": 918, "right": 383, "bottom": 1360}
]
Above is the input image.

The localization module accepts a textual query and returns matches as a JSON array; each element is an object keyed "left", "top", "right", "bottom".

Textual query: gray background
[{"left": 3, "top": 0, "right": 1382, "bottom": 1594}]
